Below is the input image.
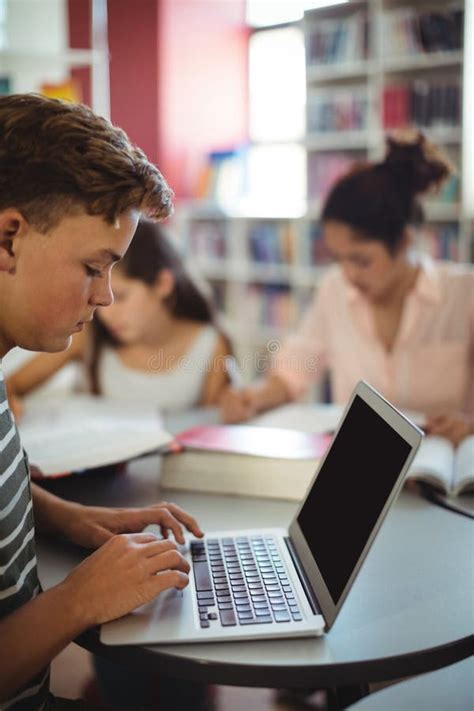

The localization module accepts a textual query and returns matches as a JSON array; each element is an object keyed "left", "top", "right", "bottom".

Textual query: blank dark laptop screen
[{"left": 297, "top": 394, "right": 412, "bottom": 605}]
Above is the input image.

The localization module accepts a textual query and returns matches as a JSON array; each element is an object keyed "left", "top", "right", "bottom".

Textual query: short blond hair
[{"left": 0, "top": 94, "right": 173, "bottom": 230}]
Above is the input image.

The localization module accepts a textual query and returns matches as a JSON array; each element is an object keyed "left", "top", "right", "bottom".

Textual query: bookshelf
[
  {"left": 0, "top": 0, "right": 109, "bottom": 116},
  {"left": 175, "top": 0, "right": 470, "bottom": 379},
  {"left": 304, "top": 0, "right": 469, "bottom": 260}
]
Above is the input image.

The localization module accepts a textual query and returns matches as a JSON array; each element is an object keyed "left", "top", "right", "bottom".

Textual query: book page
[
  {"left": 17, "top": 395, "right": 172, "bottom": 476},
  {"left": 407, "top": 436, "right": 454, "bottom": 493},
  {"left": 251, "top": 403, "right": 344, "bottom": 434},
  {"left": 251, "top": 404, "right": 424, "bottom": 435},
  {"left": 453, "top": 436, "right": 474, "bottom": 495}
]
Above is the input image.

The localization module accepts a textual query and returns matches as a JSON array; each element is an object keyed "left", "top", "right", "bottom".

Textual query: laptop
[{"left": 101, "top": 380, "right": 423, "bottom": 645}]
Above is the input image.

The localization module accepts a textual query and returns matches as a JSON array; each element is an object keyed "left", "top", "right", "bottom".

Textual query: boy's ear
[
  {"left": 154, "top": 269, "right": 175, "bottom": 299},
  {"left": 0, "top": 210, "right": 28, "bottom": 274}
]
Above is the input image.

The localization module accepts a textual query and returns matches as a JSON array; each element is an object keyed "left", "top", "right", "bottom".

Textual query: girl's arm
[
  {"left": 200, "top": 333, "right": 233, "bottom": 406},
  {"left": 5, "top": 329, "right": 87, "bottom": 408}
]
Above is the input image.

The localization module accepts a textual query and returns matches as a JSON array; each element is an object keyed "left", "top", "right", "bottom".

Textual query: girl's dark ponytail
[
  {"left": 384, "top": 131, "right": 452, "bottom": 196},
  {"left": 321, "top": 130, "right": 454, "bottom": 251}
]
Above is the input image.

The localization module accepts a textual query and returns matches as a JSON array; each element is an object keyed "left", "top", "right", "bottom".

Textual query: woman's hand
[
  {"left": 220, "top": 387, "right": 259, "bottom": 423},
  {"left": 424, "top": 411, "right": 474, "bottom": 446}
]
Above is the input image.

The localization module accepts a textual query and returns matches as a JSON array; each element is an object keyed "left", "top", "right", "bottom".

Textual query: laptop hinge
[{"left": 284, "top": 537, "right": 320, "bottom": 616}]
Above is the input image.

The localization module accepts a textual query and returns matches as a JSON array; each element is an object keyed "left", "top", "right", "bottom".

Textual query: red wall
[
  {"left": 68, "top": 0, "right": 92, "bottom": 107},
  {"left": 157, "top": 0, "right": 248, "bottom": 198},
  {"left": 108, "top": 0, "right": 160, "bottom": 166},
  {"left": 68, "top": 0, "right": 248, "bottom": 198}
]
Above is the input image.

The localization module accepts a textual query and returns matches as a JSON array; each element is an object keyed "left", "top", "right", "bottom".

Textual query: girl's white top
[{"left": 96, "top": 325, "right": 219, "bottom": 411}]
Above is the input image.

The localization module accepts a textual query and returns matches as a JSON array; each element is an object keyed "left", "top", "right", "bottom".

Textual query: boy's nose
[{"left": 91, "top": 274, "right": 114, "bottom": 307}]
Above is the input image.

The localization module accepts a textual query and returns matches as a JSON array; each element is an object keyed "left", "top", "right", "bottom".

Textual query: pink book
[{"left": 160, "top": 425, "right": 332, "bottom": 501}]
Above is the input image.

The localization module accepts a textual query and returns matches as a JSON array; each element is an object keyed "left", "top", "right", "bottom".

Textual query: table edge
[{"left": 75, "top": 629, "right": 474, "bottom": 688}]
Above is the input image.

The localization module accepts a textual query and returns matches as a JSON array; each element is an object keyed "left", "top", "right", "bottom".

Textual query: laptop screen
[{"left": 297, "top": 394, "right": 412, "bottom": 605}]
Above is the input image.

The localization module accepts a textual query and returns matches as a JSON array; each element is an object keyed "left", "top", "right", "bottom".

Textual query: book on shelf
[
  {"left": 383, "top": 7, "right": 463, "bottom": 56},
  {"left": 40, "top": 79, "right": 82, "bottom": 104},
  {"left": 248, "top": 221, "right": 296, "bottom": 265},
  {"left": 417, "top": 223, "right": 459, "bottom": 260},
  {"left": 195, "top": 147, "right": 246, "bottom": 205},
  {"left": 0, "top": 76, "right": 11, "bottom": 95},
  {"left": 307, "top": 11, "right": 368, "bottom": 66},
  {"left": 242, "top": 284, "right": 298, "bottom": 331},
  {"left": 307, "top": 87, "right": 368, "bottom": 133},
  {"left": 160, "top": 424, "right": 332, "bottom": 501},
  {"left": 307, "top": 223, "right": 332, "bottom": 265},
  {"left": 188, "top": 220, "right": 227, "bottom": 260},
  {"left": 406, "top": 435, "right": 474, "bottom": 497},
  {"left": 383, "top": 81, "right": 461, "bottom": 130},
  {"left": 437, "top": 175, "right": 460, "bottom": 204}
]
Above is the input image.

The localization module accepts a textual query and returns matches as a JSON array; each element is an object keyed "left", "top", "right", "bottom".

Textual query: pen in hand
[{"left": 224, "top": 355, "right": 245, "bottom": 389}]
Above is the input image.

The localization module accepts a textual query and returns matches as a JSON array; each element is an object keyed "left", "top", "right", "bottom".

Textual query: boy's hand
[
  {"left": 62, "top": 501, "right": 204, "bottom": 550},
  {"left": 220, "top": 387, "right": 258, "bottom": 423},
  {"left": 424, "top": 411, "right": 474, "bottom": 446},
  {"left": 61, "top": 533, "right": 190, "bottom": 626}
]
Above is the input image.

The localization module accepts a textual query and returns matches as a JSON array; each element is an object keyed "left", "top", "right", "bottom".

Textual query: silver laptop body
[{"left": 101, "top": 381, "right": 423, "bottom": 645}]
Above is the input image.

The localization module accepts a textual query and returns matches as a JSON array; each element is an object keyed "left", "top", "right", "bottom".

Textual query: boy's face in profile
[{"left": 0, "top": 209, "right": 139, "bottom": 356}]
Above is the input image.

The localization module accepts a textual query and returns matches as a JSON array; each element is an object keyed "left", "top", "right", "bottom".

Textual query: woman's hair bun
[{"left": 383, "top": 130, "right": 454, "bottom": 196}]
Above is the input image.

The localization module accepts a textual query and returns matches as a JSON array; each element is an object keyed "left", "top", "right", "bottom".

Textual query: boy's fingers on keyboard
[
  {"left": 157, "top": 508, "right": 186, "bottom": 543},
  {"left": 152, "top": 569, "right": 189, "bottom": 594},
  {"left": 158, "top": 502, "right": 204, "bottom": 538},
  {"left": 127, "top": 531, "right": 165, "bottom": 544},
  {"left": 148, "top": 548, "right": 190, "bottom": 576},
  {"left": 142, "top": 538, "right": 178, "bottom": 557},
  {"left": 134, "top": 507, "right": 186, "bottom": 543}
]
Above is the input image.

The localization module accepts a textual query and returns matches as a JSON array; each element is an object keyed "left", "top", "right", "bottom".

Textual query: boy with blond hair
[{"left": 0, "top": 94, "right": 203, "bottom": 710}]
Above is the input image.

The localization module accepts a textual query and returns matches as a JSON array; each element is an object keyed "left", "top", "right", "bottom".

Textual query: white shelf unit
[
  {"left": 172, "top": 204, "right": 321, "bottom": 379},
  {"left": 173, "top": 0, "right": 470, "bottom": 378},
  {"left": 0, "top": 0, "right": 109, "bottom": 117}
]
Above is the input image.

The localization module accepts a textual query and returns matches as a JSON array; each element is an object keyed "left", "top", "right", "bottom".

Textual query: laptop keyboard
[{"left": 190, "top": 536, "right": 303, "bottom": 628}]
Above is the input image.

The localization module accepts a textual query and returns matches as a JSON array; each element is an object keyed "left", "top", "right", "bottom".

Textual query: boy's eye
[
  {"left": 85, "top": 265, "right": 102, "bottom": 278},
  {"left": 351, "top": 257, "right": 371, "bottom": 268}
]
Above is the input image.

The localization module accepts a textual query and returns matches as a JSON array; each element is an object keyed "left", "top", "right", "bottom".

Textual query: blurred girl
[{"left": 7, "top": 219, "right": 232, "bottom": 416}]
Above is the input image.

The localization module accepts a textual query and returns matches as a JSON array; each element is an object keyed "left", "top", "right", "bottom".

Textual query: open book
[
  {"left": 160, "top": 424, "right": 332, "bottom": 501},
  {"left": 406, "top": 435, "right": 474, "bottom": 496},
  {"left": 17, "top": 395, "right": 172, "bottom": 478}
]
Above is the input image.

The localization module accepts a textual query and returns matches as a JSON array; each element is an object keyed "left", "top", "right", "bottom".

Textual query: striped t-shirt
[{"left": 0, "top": 366, "right": 49, "bottom": 710}]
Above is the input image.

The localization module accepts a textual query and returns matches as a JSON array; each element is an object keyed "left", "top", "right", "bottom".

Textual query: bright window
[
  {"left": 246, "top": 0, "right": 349, "bottom": 28},
  {"left": 0, "top": 0, "right": 6, "bottom": 49},
  {"left": 249, "top": 26, "right": 306, "bottom": 142},
  {"left": 247, "top": 24, "right": 306, "bottom": 215},
  {"left": 244, "top": 143, "right": 306, "bottom": 217}
]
